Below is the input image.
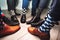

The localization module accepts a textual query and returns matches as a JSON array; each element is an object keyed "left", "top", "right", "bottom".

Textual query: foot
[
  {"left": 26, "top": 16, "right": 40, "bottom": 24},
  {"left": 2, "top": 16, "right": 19, "bottom": 26},
  {"left": 28, "top": 27, "right": 50, "bottom": 40},
  {"left": 0, "top": 24, "right": 20, "bottom": 37},
  {"left": 20, "top": 14, "right": 26, "bottom": 23},
  {"left": 11, "top": 15, "right": 19, "bottom": 22}
]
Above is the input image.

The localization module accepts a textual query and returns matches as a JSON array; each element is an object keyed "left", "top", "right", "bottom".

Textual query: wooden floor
[{"left": 0, "top": 10, "right": 60, "bottom": 40}]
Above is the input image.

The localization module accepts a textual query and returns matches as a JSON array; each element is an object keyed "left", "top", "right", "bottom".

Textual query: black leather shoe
[
  {"left": 20, "top": 13, "right": 26, "bottom": 23},
  {"left": 26, "top": 16, "right": 40, "bottom": 24},
  {"left": 2, "top": 16, "right": 19, "bottom": 26},
  {"left": 11, "top": 15, "right": 19, "bottom": 22},
  {"left": 31, "top": 20, "right": 44, "bottom": 27}
]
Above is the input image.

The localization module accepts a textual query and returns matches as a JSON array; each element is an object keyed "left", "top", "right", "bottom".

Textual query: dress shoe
[
  {"left": 28, "top": 27, "right": 50, "bottom": 40},
  {"left": 2, "top": 16, "right": 19, "bottom": 26},
  {"left": 26, "top": 8, "right": 43, "bottom": 24},
  {"left": 11, "top": 15, "right": 19, "bottom": 22},
  {"left": 20, "top": 13, "right": 26, "bottom": 23},
  {"left": 0, "top": 23, "right": 20, "bottom": 37},
  {"left": 26, "top": 16, "right": 40, "bottom": 24}
]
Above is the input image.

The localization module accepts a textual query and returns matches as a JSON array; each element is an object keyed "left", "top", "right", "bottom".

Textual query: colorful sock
[
  {"left": 0, "top": 9, "right": 5, "bottom": 17},
  {"left": 39, "top": 14, "right": 54, "bottom": 34}
]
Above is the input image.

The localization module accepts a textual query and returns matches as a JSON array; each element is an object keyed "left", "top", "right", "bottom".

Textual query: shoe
[
  {"left": 26, "top": 8, "right": 44, "bottom": 24},
  {"left": 26, "top": 16, "right": 40, "bottom": 24},
  {"left": 0, "top": 23, "right": 20, "bottom": 37},
  {"left": 31, "top": 20, "right": 59, "bottom": 27},
  {"left": 20, "top": 13, "right": 26, "bottom": 23},
  {"left": 26, "top": 8, "right": 42, "bottom": 24},
  {"left": 11, "top": 15, "right": 19, "bottom": 22},
  {"left": 28, "top": 27, "right": 50, "bottom": 40},
  {"left": 31, "top": 20, "right": 44, "bottom": 27},
  {"left": 2, "top": 16, "right": 19, "bottom": 26}
]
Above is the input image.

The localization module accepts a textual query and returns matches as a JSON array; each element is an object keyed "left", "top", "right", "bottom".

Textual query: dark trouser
[
  {"left": 49, "top": 0, "right": 60, "bottom": 21},
  {"left": 22, "top": 0, "right": 30, "bottom": 9},
  {"left": 7, "top": 0, "right": 18, "bottom": 11},
  {"left": 39, "top": 0, "right": 50, "bottom": 9},
  {"left": 32, "top": 0, "right": 40, "bottom": 16},
  {"left": 32, "top": 0, "right": 50, "bottom": 16}
]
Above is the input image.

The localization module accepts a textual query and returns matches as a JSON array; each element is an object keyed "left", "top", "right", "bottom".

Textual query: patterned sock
[
  {"left": 0, "top": 10, "right": 5, "bottom": 17},
  {"left": 39, "top": 14, "right": 55, "bottom": 34}
]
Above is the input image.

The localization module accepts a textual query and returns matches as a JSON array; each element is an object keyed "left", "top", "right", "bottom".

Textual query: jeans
[
  {"left": 7, "top": 0, "right": 18, "bottom": 11},
  {"left": 22, "top": 0, "right": 30, "bottom": 9}
]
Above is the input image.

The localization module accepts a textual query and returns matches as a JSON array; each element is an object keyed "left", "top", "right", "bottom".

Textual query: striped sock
[{"left": 39, "top": 14, "right": 54, "bottom": 34}]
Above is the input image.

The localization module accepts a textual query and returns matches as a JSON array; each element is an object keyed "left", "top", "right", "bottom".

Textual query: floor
[{"left": 0, "top": 9, "right": 60, "bottom": 40}]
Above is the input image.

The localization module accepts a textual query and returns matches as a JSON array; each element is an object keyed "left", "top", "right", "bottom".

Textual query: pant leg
[
  {"left": 39, "top": 0, "right": 50, "bottom": 9},
  {"left": 22, "top": 0, "right": 29, "bottom": 9},
  {"left": 14, "top": 0, "right": 19, "bottom": 13},
  {"left": 7, "top": 0, "right": 14, "bottom": 11},
  {"left": 49, "top": 0, "right": 60, "bottom": 21},
  {"left": 14, "top": 0, "right": 18, "bottom": 8},
  {"left": 31, "top": 0, "right": 40, "bottom": 16}
]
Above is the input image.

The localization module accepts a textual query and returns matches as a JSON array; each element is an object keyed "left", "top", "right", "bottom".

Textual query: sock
[
  {"left": 10, "top": 10, "right": 15, "bottom": 16},
  {"left": 39, "top": 14, "right": 54, "bottom": 34},
  {"left": 22, "top": 8, "right": 27, "bottom": 13},
  {"left": 0, "top": 10, "right": 5, "bottom": 17}
]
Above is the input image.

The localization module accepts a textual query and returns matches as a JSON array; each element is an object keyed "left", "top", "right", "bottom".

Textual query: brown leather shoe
[
  {"left": 28, "top": 27, "right": 50, "bottom": 40},
  {"left": 0, "top": 24, "right": 20, "bottom": 37}
]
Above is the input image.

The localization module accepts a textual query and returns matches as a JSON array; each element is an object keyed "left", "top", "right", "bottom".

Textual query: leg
[
  {"left": 31, "top": 0, "right": 50, "bottom": 27},
  {"left": 7, "top": 0, "right": 19, "bottom": 23},
  {"left": 7, "top": 0, "right": 14, "bottom": 11},
  {"left": 14, "top": 0, "right": 20, "bottom": 16},
  {"left": 28, "top": 0, "right": 60, "bottom": 40},
  {"left": 26, "top": 0, "right": 40, "bottom": 24},
  {"left": 21, "top": 0, "right": 30, "bottom": 23}
]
